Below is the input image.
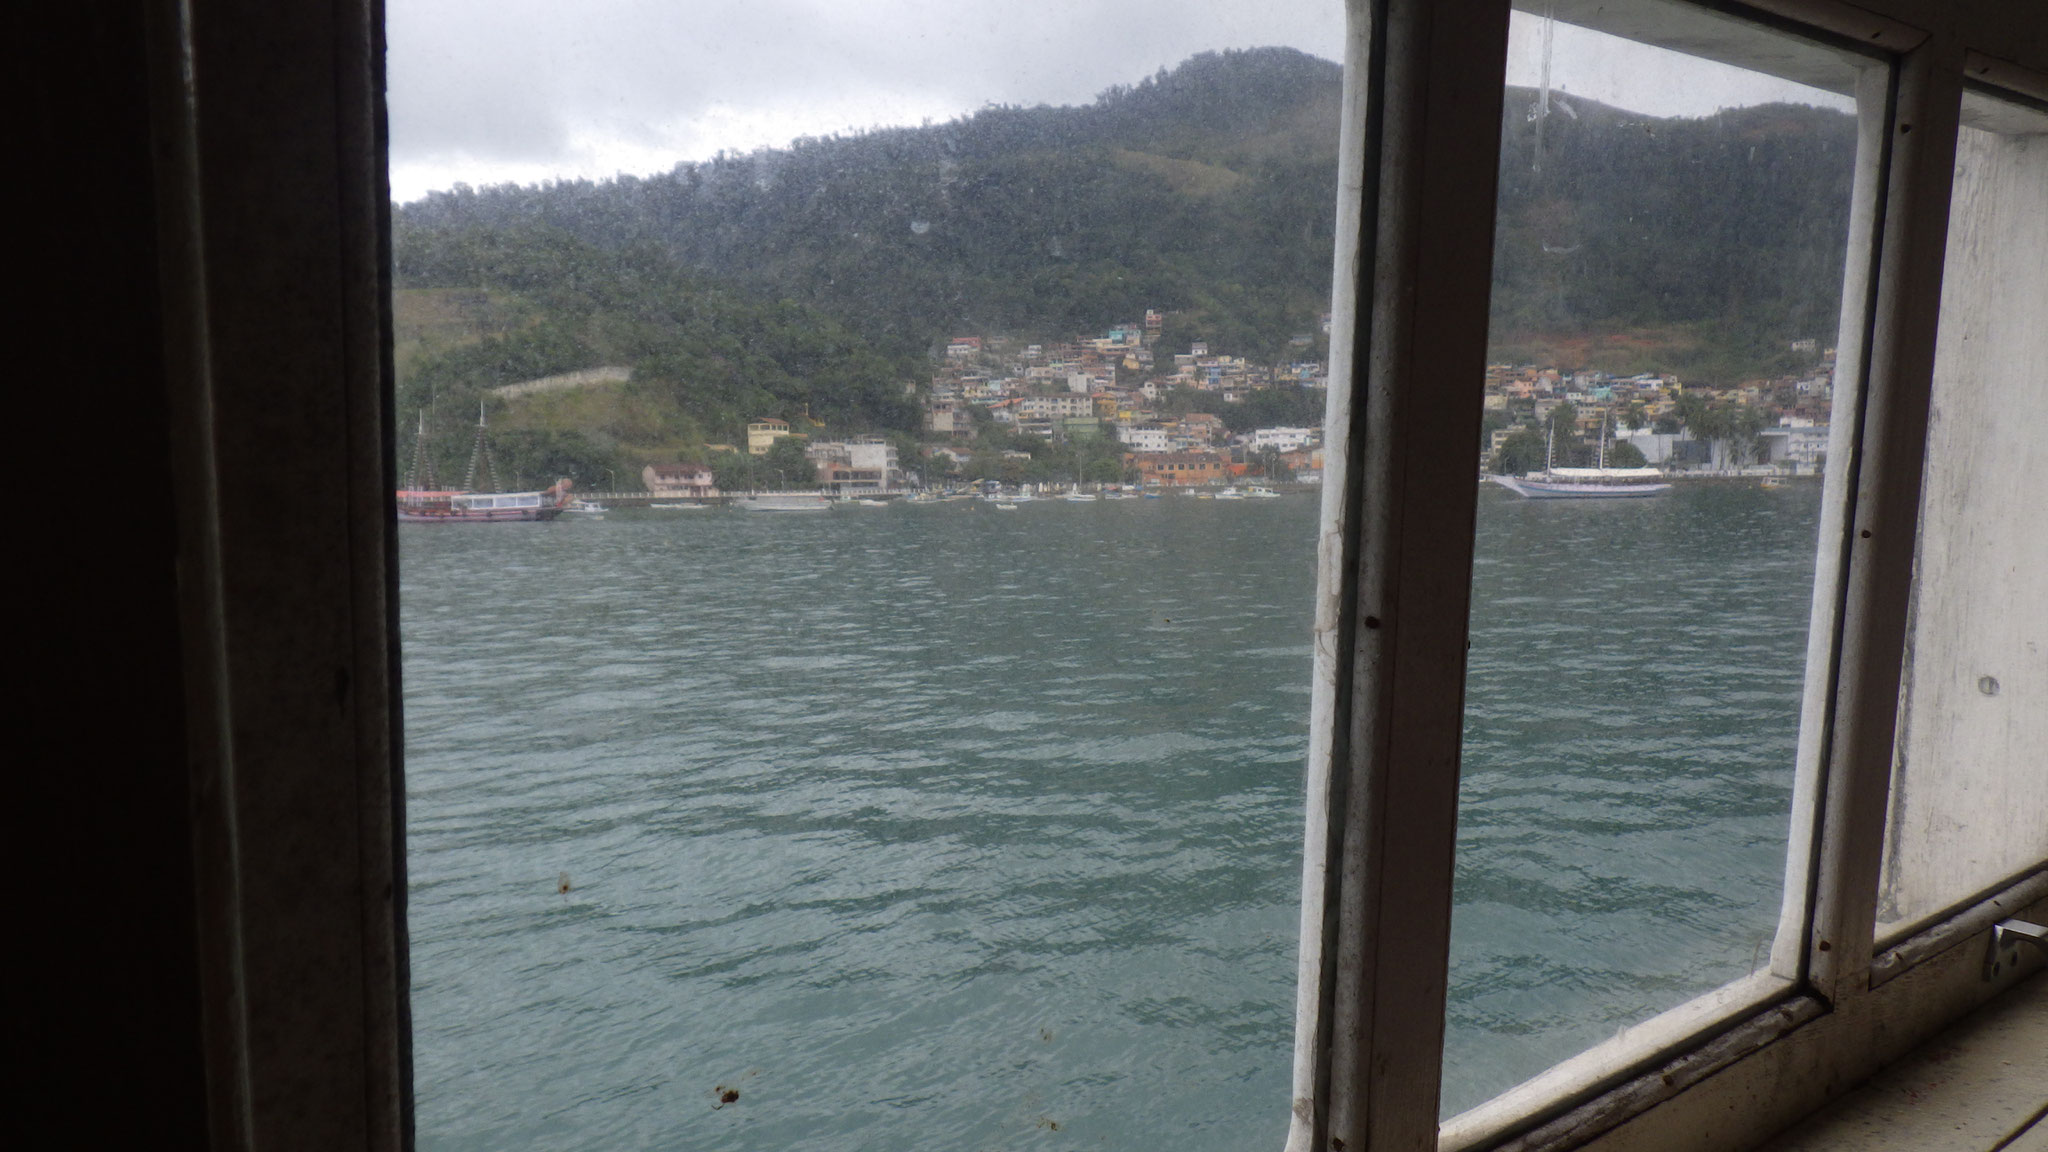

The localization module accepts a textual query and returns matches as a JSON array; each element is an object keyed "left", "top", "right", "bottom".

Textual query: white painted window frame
[{"left": 1286, "top": 1, "right": 2048, "bottom": 1150}]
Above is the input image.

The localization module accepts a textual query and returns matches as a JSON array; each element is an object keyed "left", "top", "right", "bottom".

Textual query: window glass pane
[
  {"left": 1876, "top": 90, "right": 2048, "bottom": 943},
  {"left": 1444, "top": 1, "right": 1871, "bottom": 1120},
  {"left": 388, "top": 2, "right": 1343, "bottom": 1148}
]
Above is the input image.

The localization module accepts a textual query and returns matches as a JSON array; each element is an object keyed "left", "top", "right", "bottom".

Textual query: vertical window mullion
[
  {"left": 1291, "top": 0, "right": 1515, "bottom": 1148},
  {"left": 1806, "top": 36, "right": 1964, "bottom": 1005},
  {"left": 1767, "top": 57, "right": 1897, "bottom": 985}
]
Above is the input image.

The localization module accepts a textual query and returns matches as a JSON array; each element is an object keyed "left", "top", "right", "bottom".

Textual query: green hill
[{"left": 391, "top": 48, "right": 1857, "bottom": 484}]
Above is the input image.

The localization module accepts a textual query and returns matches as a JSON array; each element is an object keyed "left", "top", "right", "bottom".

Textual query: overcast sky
[{"left": 387, "top": 1, "right": 1854, "bottom": 203}]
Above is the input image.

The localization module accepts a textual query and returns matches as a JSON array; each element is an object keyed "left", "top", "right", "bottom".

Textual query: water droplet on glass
[
  {"left": 1978, "top": 675, "right": 2000, "bottom": 696},
  {"left": 910, "top": 220, "right": 930, "bottom": 235}
]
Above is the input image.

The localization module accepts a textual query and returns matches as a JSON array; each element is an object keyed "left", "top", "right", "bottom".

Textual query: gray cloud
[
  {"left": 387, "top": 1, "right": 1850, "bottom": 201},
  {"left": 387, "top": 0, "right": 1344, "bottom": 198}
]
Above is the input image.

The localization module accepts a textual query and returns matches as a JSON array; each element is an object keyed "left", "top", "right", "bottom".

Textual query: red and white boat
[
  {"left": 396, "top": 481, "right": 574, "bottom": 522},
  {"left": 395, "top": 406, "right": 574, "bottom": 522}
]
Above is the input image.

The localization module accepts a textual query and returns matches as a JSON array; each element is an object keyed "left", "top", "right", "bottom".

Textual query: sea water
[{"left": 400, "top": 482, "right": 1819, "bottom": 1149}]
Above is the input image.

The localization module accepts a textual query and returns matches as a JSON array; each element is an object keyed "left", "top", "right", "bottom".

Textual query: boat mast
[
  {"left": 1597, "top": 411, "right": 1607, "bottom": 470},
  {"left": 463, "top": 400, "right": 499, "bottom": 492},
  {"left": 406, "top": 409, "right": 439, "bottom": 491},
  {"left": 1544, "top": 418, "right": 1555, "bottom": 473}
]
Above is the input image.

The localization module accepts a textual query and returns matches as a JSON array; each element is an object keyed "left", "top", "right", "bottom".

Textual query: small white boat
[
  {"left": 649, "top": 502, "right": 707, "bottom": 510},
  {"left": 1244, "top": 486, "right": 1282, "bottom": 499},
  {"left": 993, "top": 502, "right": 1019, "bottom": 511},
  {"left": 565, "top": 499, "right": 609, "bottom": 515},
  {"left": 1213, "top": 487, "right": 1246, "bottom": 500},
  {"left": 736, "top": 492, "right": 830, "bottom": 512},
  {"left": 1062, "top": 491, "right": 1097, "bottom": 502}
]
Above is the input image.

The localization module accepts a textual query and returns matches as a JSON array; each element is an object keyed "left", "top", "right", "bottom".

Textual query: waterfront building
[
  {"left": 641, "top": 463, "right": 718, "bottom": 498},
  {"left": 1133, "top": 451, "right": 1228, "bottom": 486},
  {"left": 806, "top": 436, "right": 903, "bottom": 492}
]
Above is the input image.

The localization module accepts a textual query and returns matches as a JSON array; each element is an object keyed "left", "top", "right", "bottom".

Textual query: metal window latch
[{"left": 1984, "top": 919, "right": 2047, "bottom": 981}]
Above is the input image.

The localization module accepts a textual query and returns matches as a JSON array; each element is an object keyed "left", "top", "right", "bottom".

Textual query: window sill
[
  {"left": 1445, "top": 873, "right": 2048, "bottom": 1152},
  {"left": 1753, "top": 970, "right": 2046, "bottom": 1152},
  {"left": 1442, "top": 971, "right": 1807, "bottom": 1152}
]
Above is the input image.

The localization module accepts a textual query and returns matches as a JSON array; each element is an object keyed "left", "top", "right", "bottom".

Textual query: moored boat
[
  {"left": 395, "top": 407, "right": 574, "bottom": 521},
  {"left": 1493, "top": 417, "right": 1671, "bottom": 499},
  {"left": 1490, "top": 470, "right": 1672, "bottom": 498},
  {"left": 397, "top": 483, "right": 574, "bottom": 522},
  {"left": 735, "top": 492, "right": 830, "bottom": 512}
]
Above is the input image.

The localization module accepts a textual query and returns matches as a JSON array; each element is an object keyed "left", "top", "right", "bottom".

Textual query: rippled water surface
[{"left": 402, "top": 483, "right": 1821, "bottom": 1148}]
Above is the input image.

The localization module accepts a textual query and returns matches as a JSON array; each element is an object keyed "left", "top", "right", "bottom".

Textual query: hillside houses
[
  {"left": 920, "top": 309, "right": 1327, "bottom": 482},
  {"left": 1481, "top": 356, "right": 1837, "bottom": 475}
]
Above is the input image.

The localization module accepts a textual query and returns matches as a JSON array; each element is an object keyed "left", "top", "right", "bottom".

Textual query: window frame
[
  {"left": 149, "top": 0, "right": 2046, "bottom": 1149},
  {"left": 1287, "top": 1, "right": 2048, "bottom": 1150}
]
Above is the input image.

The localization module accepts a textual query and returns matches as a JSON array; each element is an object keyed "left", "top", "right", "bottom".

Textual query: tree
[
  {"left": 1219, "top": 386, "right": 1328, "bottom": 434},
  {"left": 761, "top": 435, "right": 816, "bottom": 489},
  {"left": 708, "top": 449, "right": 757, "bottom": 493},
  {"left": 1725, "top": 404, "right": 1769, "bottom": 466},
  {"left": 490, "top": 428, "right": 617, "bottom": 491},
  {"left": 1479, "top": 409, "right": 1512, "bottom": 448},
  {"left": 1492, "top": 428, "right": 1547, "bottom": 475},
  {"left": 1606, "top": 440, "right": 1649, "bottom": 468},
  {"left": 1251, "top": 446, "right": 1295, "bottom": 481},
  {"left": 1547, "top": 400, "right": 1579, "bottom": 439}
]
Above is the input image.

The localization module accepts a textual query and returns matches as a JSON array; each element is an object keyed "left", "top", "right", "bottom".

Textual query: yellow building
[{"left": 746, "top": 418, "right": 796, "bottom": 456}]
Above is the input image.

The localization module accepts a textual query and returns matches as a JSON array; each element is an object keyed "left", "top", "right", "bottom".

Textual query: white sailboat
[{"left": 1492, "top": 415, "right": 1671, "bottom": 499}]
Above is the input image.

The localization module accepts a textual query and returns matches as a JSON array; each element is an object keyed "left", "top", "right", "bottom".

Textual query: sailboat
[
  {"left": 1491, "top": 413, "right": 1671, "bottom": 499},
  {"left": 395, "top": 405, "right": 575, "bottom": 522},
  {"left": 1062, "top": 457, "right": 1097, "bottom": 501}
]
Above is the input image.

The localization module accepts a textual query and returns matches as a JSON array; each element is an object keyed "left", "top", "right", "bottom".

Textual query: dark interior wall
[{"left": 21, "top": 5, "right": 211, "bottom": 1148}]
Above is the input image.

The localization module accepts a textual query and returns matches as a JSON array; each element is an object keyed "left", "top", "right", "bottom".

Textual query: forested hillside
[
  {"left": 1488, "top": 88, "right": 1857, "bottom": 378},
  {"left": 397, "top": 48, "right": 1344, "bottom": 365},
  {"left": 392, "top": 47, "right": 1857, "bottom": 483}
]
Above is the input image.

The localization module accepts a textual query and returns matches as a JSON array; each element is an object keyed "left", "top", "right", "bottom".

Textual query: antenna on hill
[{"left": 1532, "top": 0, "right": 1557, "bottom": 174}]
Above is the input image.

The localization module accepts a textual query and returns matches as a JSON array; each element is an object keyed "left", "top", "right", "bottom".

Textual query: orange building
[{"left": 1132, "top": 451, "right": 1229, "bottom": 486}]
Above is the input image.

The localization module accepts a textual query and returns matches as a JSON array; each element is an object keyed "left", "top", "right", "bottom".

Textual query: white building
[
  {"left": 805, "top": 436, "right": 904, "bottom": 491},
  {"left": 1117, "top": 425, "right": 1172, "bottom": 453},
  {"left": 1251, "top": 426, "right": 1322, "bottom": 452},
  {"left": 1019, "top": 395, "right": 1095, "bottom": 420},
  {"left": 1759, "top": 423, "right": 1831, "bottom": 471},
  {"left": 1614, "top": 429, "right": 1682, "bottom": 464}
]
